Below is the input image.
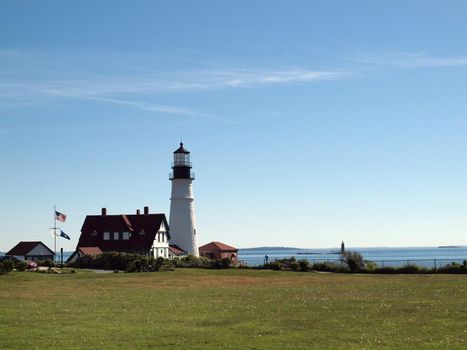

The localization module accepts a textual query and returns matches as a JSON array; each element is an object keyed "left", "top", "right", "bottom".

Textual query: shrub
[
  {"left": 364, "top": 261, "right": 378, "bottom": 271},
  {"left": 37, "top": 259, "right": 55, "bottom": 268},
  {"left": 398, "top": 264, "right": 427, "bottom": 274},
  {"left": 15, "top": 260, "right": 28, "bottom": 271},
  {"left": 0, "top": 260, "right": 14, "bottom": 275},
  {"left": 73, "top": 251, "right": 171, "bottom": 272},
  {"left": 297, "top": 259, "right": 311, "bottom": 272},
  {"left": 268, "top": 261, "right": 283, "bottom": 270},
  {"left": 341, "top": 251, "right": 365, "bottom": 272},
  {"left": 372, "top": 266, "right": 397, "bottom": 274},
  {"left": 172, "top": 255, "right": 212, "bottom": 268},
  {"left": 311, "top": 262, "right": 346, "bottom": 273},
  {"left": 260, "top": 258, "right": 315, "bottom": 272},
  {"left": 210, "top": 258, "right": 232, "bottom": 269},
  {"left": 437, "top": 261, "right": 467, "bottom": 274}
]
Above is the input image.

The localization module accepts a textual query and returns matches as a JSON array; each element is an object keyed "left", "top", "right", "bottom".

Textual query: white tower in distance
[{"left": 169, "top": 143, "right": 199, "bottom": 256}]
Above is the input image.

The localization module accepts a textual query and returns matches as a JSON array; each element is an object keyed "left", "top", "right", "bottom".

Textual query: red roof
[
  {"left": 77, "top": 212, "right": 168, "bottom": 252},
  {"left": 199, "top": 241, "right": 238, "bottom": 253},
  {"left": 169, "top": 244, "right": 186, "bottom": 255},
  {"left": 6, "top": 241, "right": 54, "bottom": 256},
  {"left": 79, "top": 247, "right": 103, "bottom": 256}
]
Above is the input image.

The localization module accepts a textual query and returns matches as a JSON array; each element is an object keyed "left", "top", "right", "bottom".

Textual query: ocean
[
  {"left": 237, "top": 246, "right": 467, "bottom": 268},
  {"left": 2, "top": 246, "right": 466, "bottom": 268}
]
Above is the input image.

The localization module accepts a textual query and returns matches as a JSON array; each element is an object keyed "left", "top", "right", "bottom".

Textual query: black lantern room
[{"left": 170, "top": 143, "right": 195, "bottom": 179}]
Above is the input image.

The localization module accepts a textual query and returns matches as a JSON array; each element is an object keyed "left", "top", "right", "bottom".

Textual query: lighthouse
[{"left": 169, "top": 143, "right": 199, "bottom": 256}]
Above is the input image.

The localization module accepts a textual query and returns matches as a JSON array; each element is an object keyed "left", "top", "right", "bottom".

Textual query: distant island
[{"left": 438, "top": 245, "right": 461, "bottom": 248}]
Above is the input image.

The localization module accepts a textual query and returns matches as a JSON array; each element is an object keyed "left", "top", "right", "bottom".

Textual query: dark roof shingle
[
  {"left": 77, "top": 213, "right": 168, "bottom": 252},
  {"left": 6, "top": 241, "right": 54, "bottom": 256}
]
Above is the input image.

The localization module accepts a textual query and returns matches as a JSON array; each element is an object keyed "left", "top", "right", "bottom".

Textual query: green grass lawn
[{"left": 0, "top": 269, "right": 465, "bottom": 349}]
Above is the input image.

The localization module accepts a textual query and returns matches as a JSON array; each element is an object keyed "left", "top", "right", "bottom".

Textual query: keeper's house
[
  {"left": 75, "top": 207, "right": 179, "bottom": 259},
  {"left": 5, "top": 241, "right": 54, "bottom": 261}
]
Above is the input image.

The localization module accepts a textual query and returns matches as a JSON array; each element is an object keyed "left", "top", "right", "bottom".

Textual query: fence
[
  {"left": 300, "top": 258, "right": 465, "bottom": 269},
  {"left": 240, "top": 257, "right": 466, "bottom": 269}
]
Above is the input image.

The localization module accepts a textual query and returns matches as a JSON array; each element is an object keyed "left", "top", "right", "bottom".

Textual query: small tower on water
[{"left": 169, "top": 143, "right": 199, "bottom": 256}]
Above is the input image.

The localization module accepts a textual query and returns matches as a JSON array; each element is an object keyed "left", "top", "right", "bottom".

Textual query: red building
[{"left": 198, "top": 241, "right": 238, "bottom": 262}]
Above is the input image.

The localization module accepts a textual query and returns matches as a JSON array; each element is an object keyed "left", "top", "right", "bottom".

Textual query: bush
[
  {"left": 311, "top": 262, "right": 346, "bottom": 273},
  {"left": 341, "top": 251, "right": 365, "bottom": 272},
  {"left": 172, "top": 255, "right": 212, "bottom": 268},
  {"left": 437, "top": 261, "right": 467, "bottom": 274},
  {"left": 398, "top": 264, "right": 427, "bottom": 274},
  {"left": 261, "top": 258, "right": 313, "bottom": 272},
  {"left": 15, "top": 260, "right": 28, "bottom": 271},
  {"left": 372, "top": 266, "right": 397, "bottom": 274},
  {"left": 364, "top": 261, "right": 378, "bottom": 271},
  {"left": 72, "top": 251, "right": 170, "bottom": 272},
  {"left": 0, "top": 260, "right": 14, "bottom": 275},
  {"left": 268, "top": 261, "right": 282, "bottom": 270},
  {"left": 37, "top": 259, "right": 55, "bottom": 268},
  {"left": 210, "top": 258, "right": 232, "bottom": 269},
  {"left": 297, "top": 259, "right": 311, "bottom": 272}
]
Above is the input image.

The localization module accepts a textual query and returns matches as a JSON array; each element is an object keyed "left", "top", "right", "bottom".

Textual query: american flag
[{"left": 55, "top": 211, "right": 67, "bottom": 223}]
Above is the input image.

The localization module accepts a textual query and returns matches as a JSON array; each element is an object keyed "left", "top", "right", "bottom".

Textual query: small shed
[
  {"left": 6, "top": 241, "right": 54, "bottom": 261},
  {"left": 66, "top": 246, "right": 103, "bottom": 264},
  {"left": 198, "top": 241, "right": 238, "bottom": 263}
]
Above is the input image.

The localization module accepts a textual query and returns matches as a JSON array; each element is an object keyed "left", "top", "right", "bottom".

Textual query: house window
[
  {"left": 103, "top": 232, "right": 110, "bottom": 240},
  {"left": 114, "top": 232, "right": 119, "bottom": 240},
  {"left": 123, "top": 232, "right": 130, "bottom": 240},
  {"left": 119, "top": 232, "right": 124, "bottom": 240},
  {"left": 91, "top": 230, "right": 98, "bottom": 236},
  {"left": 139, "top": 229, "right": 145, "bottom": 235}
]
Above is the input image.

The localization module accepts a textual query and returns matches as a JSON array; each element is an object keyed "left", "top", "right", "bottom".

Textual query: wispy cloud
[
  {"left": 353, "top": 51, "right": 467, "bottom": 68},
  {"left": 0, "top": 49, "right": 350, "bottom": 123},
  {"left": 403, "top": 222, "right": 433, "bottom": 228},
  {"left": 87, "top": 96, "right": 237, "bottom": 124}
]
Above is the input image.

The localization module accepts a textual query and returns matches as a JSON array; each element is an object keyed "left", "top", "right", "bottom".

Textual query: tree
[{"left": 341, "top": 251, "right": 365, "bottom": 272}]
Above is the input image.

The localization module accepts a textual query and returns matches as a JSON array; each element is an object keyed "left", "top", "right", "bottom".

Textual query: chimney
[
  {"left": 101, "top": 208, "right": 107, "bottom": 216},
  {"left": 136, "top": 209, "right": 141, "bottom": 215},
  {"left": 144, "top": 206, "right": 149, "bottom": 215}
]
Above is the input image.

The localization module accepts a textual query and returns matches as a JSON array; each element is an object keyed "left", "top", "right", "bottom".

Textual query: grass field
[{"left": 0, "top": 269, "right": 466, "bottom": 349}]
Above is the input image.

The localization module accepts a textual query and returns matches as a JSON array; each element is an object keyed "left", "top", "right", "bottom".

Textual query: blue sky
[{"left": 1, "top": 1, "right": 467, "bottom": 251}]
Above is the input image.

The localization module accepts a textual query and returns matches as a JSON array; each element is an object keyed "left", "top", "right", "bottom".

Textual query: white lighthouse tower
[{"left": 169, "top": 143, "right": 199, "bottom": 256}]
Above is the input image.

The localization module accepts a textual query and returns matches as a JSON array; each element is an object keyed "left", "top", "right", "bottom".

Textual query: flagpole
[{"left": 54, "top": 205, "right": 56, "bottom": 262}]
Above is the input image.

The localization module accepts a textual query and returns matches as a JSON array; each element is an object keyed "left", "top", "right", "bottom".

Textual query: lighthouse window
[
  {"left": 194, "top": 229, "right": 196, "bottom": 235},
  {"left": 174, "top": 153, "right": 190, "bottom": 166}
]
